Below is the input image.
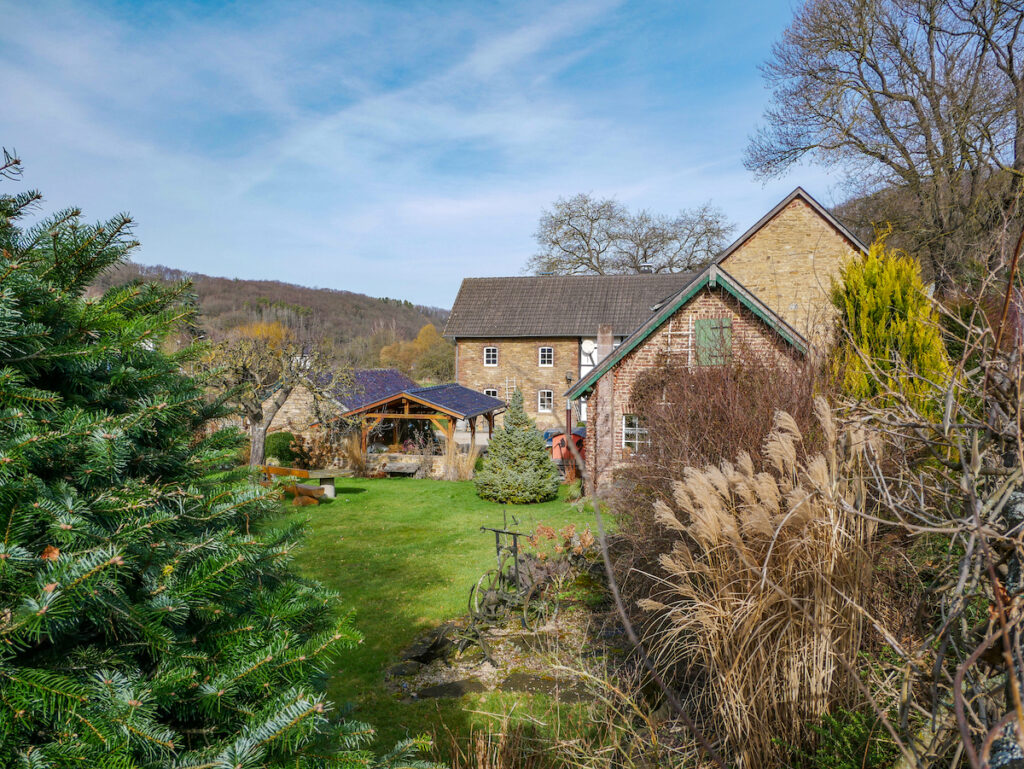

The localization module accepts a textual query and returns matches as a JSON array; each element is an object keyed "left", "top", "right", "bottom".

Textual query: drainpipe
[{"left": 595, "top": 324, "right": 614, "bottom": 491}]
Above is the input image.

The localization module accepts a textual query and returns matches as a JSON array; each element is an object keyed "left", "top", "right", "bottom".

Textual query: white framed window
[
  {"left": 538, "top": 389, "right": 553, "bottom": 413},
  {"left": 484, "top": 388, "right": 498, "bottom": 397},
  {"left": 622, "top": 414, "right": 649, "bottom": 453},
  {"left": 538, "top": 346, "right": 553, "bottom": 367},
  {"left": 483, "top": 346, "right": 498, "bottom": 366}
]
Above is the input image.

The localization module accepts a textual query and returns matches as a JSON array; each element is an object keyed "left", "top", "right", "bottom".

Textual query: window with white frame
[
  {"left": 484, "top": 388, "right": 498, "bottom": 397},
  {"left": 538, "top": 389, "right": 553, "bottom": 413},
  {"left": 622, "top": 414, "right": 649, "bottom": 452},
  {"left": 483, "top": 346, "right": 498, "bottom": 366},
  {"left": 538, "top": 346, "right": 553, "bottom": 367}
]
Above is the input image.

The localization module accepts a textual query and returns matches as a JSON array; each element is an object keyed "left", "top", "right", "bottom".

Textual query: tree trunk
[
  {"left": 247, "top": 385, "right": 293, "bottom": 466},
  {"left": 249, "top": 422, "right": 269, "bottom": 467}
]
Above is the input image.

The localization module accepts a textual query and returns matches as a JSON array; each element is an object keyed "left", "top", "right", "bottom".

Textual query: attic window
[
  {"left": 539, "top": 346, "right": 553, "bottom": 367},
  {"left": 484, "top": 388, "right": 498, "bottom": 397},
  {"left": 484, "top": 347, "right": 498, "bottom": 366}
]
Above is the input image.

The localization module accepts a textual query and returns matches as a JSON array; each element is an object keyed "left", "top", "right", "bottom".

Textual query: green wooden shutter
[{"left": 695, "top": 318, "right": 732, "bottom": 365}]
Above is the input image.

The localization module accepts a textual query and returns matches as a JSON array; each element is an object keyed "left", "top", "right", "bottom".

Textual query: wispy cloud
[{"left": 0, "top": 0, "right": 836, "bottom": 307}]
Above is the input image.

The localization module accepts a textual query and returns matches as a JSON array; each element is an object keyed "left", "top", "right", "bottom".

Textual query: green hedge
[{"left": 265, "top": 431, "right": 297, "bottom": 465}]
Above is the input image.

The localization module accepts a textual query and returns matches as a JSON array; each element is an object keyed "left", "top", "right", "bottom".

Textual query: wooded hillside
[{"left": 91, "top": 261, "right": 449, "bottom": 364}]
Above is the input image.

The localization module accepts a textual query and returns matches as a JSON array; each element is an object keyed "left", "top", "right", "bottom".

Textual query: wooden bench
[{"left": 258, "top": 466, "right": 326, "bottom": 505}]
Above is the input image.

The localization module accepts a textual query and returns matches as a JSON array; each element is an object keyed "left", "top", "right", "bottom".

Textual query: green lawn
[{"left": 273, "top": 477, "right": 590, "bottom": 750}]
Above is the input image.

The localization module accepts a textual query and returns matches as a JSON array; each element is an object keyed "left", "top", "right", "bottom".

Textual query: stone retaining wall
[{"left": 367, "top": 453, "right": 448, "bottom": 479}]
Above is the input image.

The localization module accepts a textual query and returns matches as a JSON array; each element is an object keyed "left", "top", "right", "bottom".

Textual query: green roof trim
[{"left": 565, "top": 264, "right": 808, "bottom": 400}]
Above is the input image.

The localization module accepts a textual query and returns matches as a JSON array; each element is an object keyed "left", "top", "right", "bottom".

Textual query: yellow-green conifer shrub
[{"left": 831, "top": 239, "right": 949, "bottom": 414}]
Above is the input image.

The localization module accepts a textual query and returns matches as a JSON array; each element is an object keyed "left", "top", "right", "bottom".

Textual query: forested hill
[{"left": 91, "top": 262, "right": 450, "bottom": 364}]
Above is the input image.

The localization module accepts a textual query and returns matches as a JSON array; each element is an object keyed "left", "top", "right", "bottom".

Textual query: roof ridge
[{"left": 409, "top": 383, "right": 451, "bottom": 392}]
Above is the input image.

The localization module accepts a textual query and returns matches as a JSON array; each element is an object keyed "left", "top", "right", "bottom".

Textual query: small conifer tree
[
  {"left": 831, "top": 237, "right": 950, "bottom": 414},
  {"left": 0, "top": 152, "right": 427, "bottom": 767},
  {"left": 474, "top": 390, "right": 561, "bottom": 504}
]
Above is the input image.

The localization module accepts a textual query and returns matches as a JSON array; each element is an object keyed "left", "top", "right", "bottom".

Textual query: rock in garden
[
  {"left": 400, "top": 623, "right": 454, "bottom": 663},
  {"left": 414, "top": 679, "right": 486, "bottom": 699},
  {"left": 385, "top": 660, "right": 423, "bottom": 678}
]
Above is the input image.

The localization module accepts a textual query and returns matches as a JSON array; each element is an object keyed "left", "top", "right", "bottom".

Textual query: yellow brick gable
[{"left": 719, "top": 197, "right": 859, "bottom": 344}]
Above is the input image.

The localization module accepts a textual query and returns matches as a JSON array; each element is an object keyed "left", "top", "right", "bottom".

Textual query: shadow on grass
[{"left": 333, "top": 486, "right": 367, "bottom": 495}]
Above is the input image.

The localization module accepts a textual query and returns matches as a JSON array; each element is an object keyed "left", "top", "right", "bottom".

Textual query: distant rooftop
[{"left": 443, "top": 273, "right": 696, "bottom": 338}]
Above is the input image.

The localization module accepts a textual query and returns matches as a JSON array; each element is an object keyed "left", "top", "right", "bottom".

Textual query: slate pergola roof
[
  {"left": 340, "top": 383, "right": 506, "bottom": 451},
  {"left": 332, "top": 368, "right": 418, "bottom": 411},
  {"left": 340, "top": 384, "right": 505, "bottom": 421},
  {"left": 401, "top": 384, "right": 507, "bottom": 419},
  {"left": 443, "top": 273, "right": 696, "bottom": 339}
]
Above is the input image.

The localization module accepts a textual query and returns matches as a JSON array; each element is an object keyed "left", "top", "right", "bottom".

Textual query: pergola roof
[{"left": 340, "top": 384, "right": 505, "bottom": 420}]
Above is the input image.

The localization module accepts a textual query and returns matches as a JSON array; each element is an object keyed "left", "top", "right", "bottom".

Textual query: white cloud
[{"left": 0, "top": 0, "right": 828, "bottom": 308}]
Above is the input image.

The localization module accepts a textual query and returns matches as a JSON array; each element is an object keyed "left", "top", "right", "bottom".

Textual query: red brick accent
[{"left": 584, "top": 286, "right": 801, "bottom": 490}]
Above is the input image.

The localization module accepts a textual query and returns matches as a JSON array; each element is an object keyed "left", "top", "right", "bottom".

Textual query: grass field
[{"left": 273, "top": 477, "right": 591, "bottom": 750}]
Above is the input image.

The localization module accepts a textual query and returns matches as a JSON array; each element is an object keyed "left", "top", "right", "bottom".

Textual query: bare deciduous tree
[
  {"left": 203, "top": 321, "right": 346, "bottom": 465},
  {"left": 529, "top": 193, "right": 733, "bottom": 275},
  {"left": 746, "top": 0, "right": 1024, "bottom": 286}
]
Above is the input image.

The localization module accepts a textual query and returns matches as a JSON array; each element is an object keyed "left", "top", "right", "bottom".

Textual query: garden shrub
[
  {"left": 265, "top": 429, "right": 297, "bottom": 464},
  {"left": 474, "top": 390, "right": 560, "bottom": 503},
  {"left": 831, "top": 238, "right": 949, "bottom": 414},
  {"left": 786, "top": 709, "right": 900, "bottom": 769},
  {"left": 642, "top": 403, "right": 872, "bottom": 766}
]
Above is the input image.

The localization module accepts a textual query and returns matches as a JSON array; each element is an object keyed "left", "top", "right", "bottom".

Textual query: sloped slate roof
[
  {"left": 406, "top": 384, "right": 506, "bottom": 419},
  {"left": 339, "top": 383, "right": 505, "bottom": 419},
  {"left": 443, "top": 273, "right": 696, "bottom": 338},
  {"left": 328, "top": 368, "right": 418, "bottom": 411}
]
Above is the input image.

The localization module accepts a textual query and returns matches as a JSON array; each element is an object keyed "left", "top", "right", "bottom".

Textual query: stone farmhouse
[
  {"left": 444, "top": 187, "right": 867, "bottom": 488},
  {"left": 443, "top": 273, "right": 693, "bottom": 428}
]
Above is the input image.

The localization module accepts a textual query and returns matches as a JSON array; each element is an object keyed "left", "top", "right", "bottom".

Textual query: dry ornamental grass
[{"left": 641, "top": 399, "right": 874, "bottom": 766}]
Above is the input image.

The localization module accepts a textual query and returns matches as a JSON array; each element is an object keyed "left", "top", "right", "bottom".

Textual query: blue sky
[{"left": 1, "top": 0, "right": 837, "bottom": 308}]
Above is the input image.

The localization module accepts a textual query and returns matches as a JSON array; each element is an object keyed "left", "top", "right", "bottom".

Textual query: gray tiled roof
[
  {"left": 407, "top": 384, "right": 505, "bottom": 419},
  {"left": 443, "top": 273, "right": 696, "bottom": 338}
]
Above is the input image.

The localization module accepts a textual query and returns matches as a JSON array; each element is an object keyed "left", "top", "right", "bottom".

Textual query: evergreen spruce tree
[
  {"left": 474, "top": 390, "right": 561, "bottom": 504},
  {"left": 0, "top": 152, "right": 419, "bottom": 767}
]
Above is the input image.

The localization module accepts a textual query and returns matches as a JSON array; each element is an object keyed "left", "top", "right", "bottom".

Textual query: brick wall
[
  {"left": 456, "top": 337, "right": 578, "bottom": 428},
  {"left": 719, "top": 197, "right": 859, "bottom": 345},
  {"left": 585, "top": 287, "right": 801, "bottom": 490}
]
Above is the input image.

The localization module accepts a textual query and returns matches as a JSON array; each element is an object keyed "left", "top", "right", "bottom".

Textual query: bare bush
[{"left": 614, "top": 353, "right": 823, "bottom": 622}]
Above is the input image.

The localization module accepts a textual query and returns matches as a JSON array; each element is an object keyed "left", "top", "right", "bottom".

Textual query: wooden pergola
[{"left": 339, "top": 384, "right": 506, "bottom": 453}]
